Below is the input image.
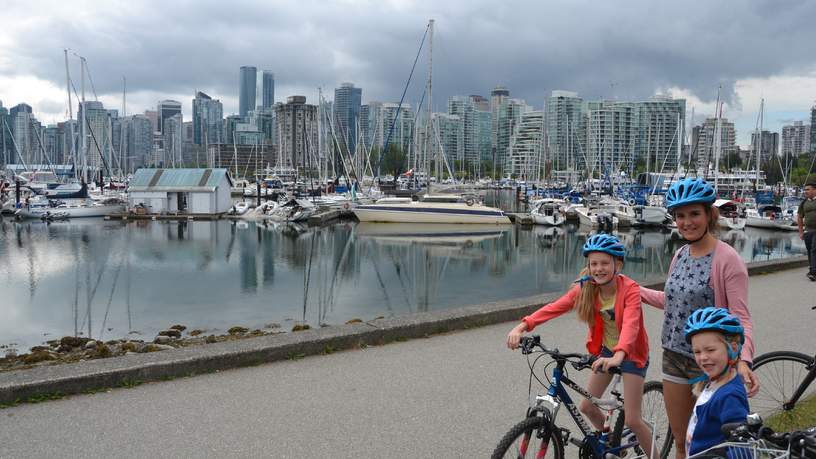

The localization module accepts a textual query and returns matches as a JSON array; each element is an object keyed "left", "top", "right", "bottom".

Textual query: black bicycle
[
  {"left": 688, "top": 413, "right": 816, "bottom": 458},
  {"left": 492, "top": 335, "right": 673, "bottom": 459},
  {"left": 749, "top": 306, "right": 816, "bottom": 428}
]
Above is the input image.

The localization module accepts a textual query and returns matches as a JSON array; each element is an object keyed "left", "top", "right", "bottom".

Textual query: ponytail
[{"left": 574, "top": 268, "right": 598, "bottom": 325}]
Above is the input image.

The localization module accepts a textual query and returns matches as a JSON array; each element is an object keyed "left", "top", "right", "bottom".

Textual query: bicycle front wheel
[
  {"left": 750, "top": 350, "right": 816, "bottom": 429},
  {"left": 491, "top": 415, "right": 565, "bottom": 459}
]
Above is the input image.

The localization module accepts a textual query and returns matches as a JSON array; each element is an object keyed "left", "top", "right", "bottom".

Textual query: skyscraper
[
  {"left": 781, "top": 121, "right": 810, "bottom": 156},
  {"left": 506, "top": 111, "right": 545, "bottom": 179},
  {"left": 546, "top": 90, "right": 585, "bottom": 172},
  {"left": 192, "top": 91, "right": 224, "bottom": 146},
  {"left": 637, "top": 96, "right": 686, "bottom": 173},
  {"left": 750, "top": 130, "right": 779, "bottom": 165},
  {"left": 239, "top": 66, "right": 257, "bottom": 117},
  {"left": 78, "top": 101, "right": 110, "bottom": 171},
  {"left": 810, "top": 103, "right": 816, "bottom": 153},
  {"left": 333, "top": 82, "right": 362, "bottom": 156},
  {"left": 585, "top": 101, "right": 639, "bottom": 176},
  {"left": 693, "top": 117, "right": 737, "bottom": 171},
  {"left": 157, "top": 100, "right": 182, "bottom": 135},
  {"left": 258, "top": 71, "right": 275, "bottom": 111}
]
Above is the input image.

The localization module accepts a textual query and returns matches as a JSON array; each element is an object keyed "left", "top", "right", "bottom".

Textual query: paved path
[{"left": 0, "top": 269, "right": 812, "bottom": 458}]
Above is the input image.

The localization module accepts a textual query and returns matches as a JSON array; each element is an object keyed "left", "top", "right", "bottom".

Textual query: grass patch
[
  {"left": 0, "top": 399, "right": 21, "bottom": 409},
  {"left": 119, "top": 378, "right": 143, "bottom": 389},
  {"left": 765, "top": 394, "right": 816, "bottom": 432},
  {"left": 26, "top": 392, "right": 64, "bottom": 404},
  {"left": 287, "top": 352, "right": 306, "bottom": 361},
  {"left": 323, "top": 345, "right": 334, "bottom": 355}
]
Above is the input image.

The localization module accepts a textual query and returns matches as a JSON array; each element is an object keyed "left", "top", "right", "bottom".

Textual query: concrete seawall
[{"left": 0, "top": 255, "right": 808, "bottom": 405}]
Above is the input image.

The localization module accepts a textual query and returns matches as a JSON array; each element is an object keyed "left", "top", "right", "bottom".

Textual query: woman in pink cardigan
[{"left": 641, "top": 178, "right": 758, "bottom": 459}]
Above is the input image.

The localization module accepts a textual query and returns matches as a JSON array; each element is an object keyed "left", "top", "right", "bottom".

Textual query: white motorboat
[
  {"left": 353, "top": 194, "right": 511, "bottom": 224},
  {"left": 243, "top": 200, "right": 281, "bottom": 220},
  {"left": 574, "top": 205, "right": 619, "bottom": 230},
  {"left": 602, "top": 197, "right": 635, "bottom": 227},
  {"left": 15, "top": 197, "right": 125, "bottom": 219},
  {"left": 714, "top": 199, "right": 746, "bottom": 230},
  {"left": 228, "top": 201, "right": 251, "bottom": 216},
  {"left": 529, "top": 199, "right": 566, "bottom": 226},
  {"left": 746, "top": 204, "right": 797, "bottom": 231}
]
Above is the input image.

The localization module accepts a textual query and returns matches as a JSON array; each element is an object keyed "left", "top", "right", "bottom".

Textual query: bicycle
[
  {"left": 749, "top": 306, "right": 816, "bottom": 428},
  {"left": 687, "top": 413, "right": 816, "bottom": 458},
  {"left": 492, "top": 335, "right": 673, "bottom": 459}
]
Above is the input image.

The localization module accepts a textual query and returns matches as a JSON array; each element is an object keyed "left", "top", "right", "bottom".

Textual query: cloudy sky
[{"left": 2, "top": 0, "right": 815, "bottom": 146}]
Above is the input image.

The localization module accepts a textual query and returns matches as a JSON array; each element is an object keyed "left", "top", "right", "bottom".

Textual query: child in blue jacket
[{"left": 683, "top": 307, "right": 749, "bottom": 456}]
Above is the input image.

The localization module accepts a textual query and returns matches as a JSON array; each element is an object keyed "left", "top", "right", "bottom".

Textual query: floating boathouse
[{"left": 127, "top": 168, "right": 233, "bottom": 215}]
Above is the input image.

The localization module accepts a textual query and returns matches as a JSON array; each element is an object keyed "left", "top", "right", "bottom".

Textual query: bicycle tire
[
  {"left": 750, "top": 350, "right": 816, "bottom": 425},
  {"left": 610, "top": 380, "right": 673, "bottom": 459},
  {"left": 491, "top": 415, "right": 565, "bottom": 459}
]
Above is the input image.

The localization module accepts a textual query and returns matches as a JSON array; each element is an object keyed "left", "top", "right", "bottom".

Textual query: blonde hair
[{"left": 573, "top": 257, "right": 624, "bottom": 325}]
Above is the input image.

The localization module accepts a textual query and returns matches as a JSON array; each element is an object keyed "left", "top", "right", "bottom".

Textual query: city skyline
[{"left": 2, "top": 0, "right": 816, "bottom": 146}]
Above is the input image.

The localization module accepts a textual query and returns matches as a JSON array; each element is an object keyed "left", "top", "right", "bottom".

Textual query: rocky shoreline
[{"left": 0, "top": 322, "right": 313, "bottom": 373}]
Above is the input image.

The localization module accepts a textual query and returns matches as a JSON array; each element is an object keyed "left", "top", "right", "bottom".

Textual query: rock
[
  {"left": 30, "top": 345, "right": 50, "bottom": 353},
  {"left": 55, "top": 345, "right": 72, "bottom": 353},
  {"left": 264, "top": 323, "right": 281, "bottom": 329},
  {"left": 158, "top": 329, "right": 181, "bottom": 338},
  {"left": 84, "top": 340, "right": 98, "bottom": 350},
  {"left": 154, "top": 335, "right": 172, "bottom": 345},
  {"left": 228, "top": 326, "right": 249, "bottom": 335},
  {"left": 105, "top": 340, "right": 120, "bottom": 345},
  {"left": 143, "top": 344, "right": 174, "bottom": 352},
  {"left": 22, "top": 351, "right": 56, "bottom": 364},
  {"left": 292, "top": 324, "right": 311, "bottom": 332},
  {"left": 169, "top": 324, "right": 187, "bottom": 332},
  {"left": 120, "top": 342, "right": 140, "bottom": 353},
  {"left": 4, "top": 350, "right": 17, "bottom": 359},
  {"left": 189, "top": 329, "right": 204, "bottom": 336},
  {"left": 95, "top": 344, "right": 111, "bottom": 358},
  {"left": 345, "top": 318, "right": 363, "bottom": 324},
  {"left": 205, "top": 335, "right": 218, "bottom": 344},
  {"left": 46, "top": 340, "right": 60, "bottom": 347},
  {"left": 60, "top": 336, "right": 89, "bottom": 348}
]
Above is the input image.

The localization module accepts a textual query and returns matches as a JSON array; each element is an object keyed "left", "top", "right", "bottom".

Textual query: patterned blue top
[{"left": 663, "top": 245, "right": 715, "bottom": 357}]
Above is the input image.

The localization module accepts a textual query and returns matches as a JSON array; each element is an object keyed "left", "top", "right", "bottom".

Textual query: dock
[
  {"left": 506, "top": 212, "right": 534, "bottom": 225},
  {"left": 105, "top": 213, "right": 225, "bottom": 221}
]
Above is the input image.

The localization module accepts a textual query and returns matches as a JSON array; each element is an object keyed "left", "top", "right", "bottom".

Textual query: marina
[{"left": 0, "top": 191, "right": 806, "bottom": 353}]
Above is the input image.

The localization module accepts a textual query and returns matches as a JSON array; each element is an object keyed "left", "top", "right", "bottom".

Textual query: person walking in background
[{"left": 797, "top": 181, "right": 816, "bottom": 281}]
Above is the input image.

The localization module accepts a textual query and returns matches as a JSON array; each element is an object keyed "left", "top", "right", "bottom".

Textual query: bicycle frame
[
  {"left": 784, "top": 353, "right": 816, "bottom": 410},
  {"left": 534, "top": 359, "right": 637, "bottom": 458}
]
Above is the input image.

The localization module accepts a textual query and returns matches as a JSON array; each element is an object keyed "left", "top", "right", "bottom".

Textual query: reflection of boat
[
  {"left": 529, "top": 199, "right": 565, "bottom": 226},
  {"left": 353, "top": 194, "right": 510, "bottom": 224},
  {"left": 355, "top": 222, "right": 508, "bottom": 244}
]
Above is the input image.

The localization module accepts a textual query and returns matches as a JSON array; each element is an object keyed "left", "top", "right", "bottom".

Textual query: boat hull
[
  {"left": 353, "top": 203, "right": 510, "bottom": 224},
  {"left": 718, "top": 216, "right": 746, "bottom": 230},
  {"left": 15, "top": 204, "right": 125, "bottom": 219}
]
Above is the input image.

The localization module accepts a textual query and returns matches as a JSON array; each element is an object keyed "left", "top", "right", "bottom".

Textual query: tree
[{"left": 369, "top": 144, "right": 406, "bottom": 177}]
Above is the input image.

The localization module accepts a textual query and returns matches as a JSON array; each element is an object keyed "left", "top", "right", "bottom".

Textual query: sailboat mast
[
  {"left": 64, "top": 49, "right": 77, "bottom": 179},
  {"left": 80, "top": 56, "right": 88, "bottom": 184},
  {"left": 426, "top": 19, "right": 435, "bottom": 184},
  {"left": 756, "top": 98, "right": 763, "bottom": 190}
]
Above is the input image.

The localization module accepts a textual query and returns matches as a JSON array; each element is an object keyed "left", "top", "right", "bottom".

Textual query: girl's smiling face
[
  {"left": 587, "top": 252, "right": 619, "bottom": 284},
  {"left": 673, "top": 203, "right": 710, "bottom": 241},
  {"left": 691, "top": 331, "right": 733, "bottom": 379}
]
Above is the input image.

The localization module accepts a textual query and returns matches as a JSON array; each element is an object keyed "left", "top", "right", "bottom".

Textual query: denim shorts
[
  {"left": 600, "top": 346, "right": 648, "bottom": 378},
  {"left": 661, "top": 348, "right": 704, "bottom": 384}
]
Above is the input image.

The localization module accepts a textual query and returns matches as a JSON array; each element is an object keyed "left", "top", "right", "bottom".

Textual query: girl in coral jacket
[{"left": 507, "top": 234, "right": 654, "bottom": 457}]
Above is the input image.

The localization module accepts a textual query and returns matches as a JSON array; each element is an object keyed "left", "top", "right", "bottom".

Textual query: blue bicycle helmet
[
  {"left": 665, "top": 178, "right": 716, "bottom": 210},
  {"left": 582, "top": 234, "right": 625, "bottom": 259},
  {"left": 684, "top": 307, "right": 744, "bottom": 344}
]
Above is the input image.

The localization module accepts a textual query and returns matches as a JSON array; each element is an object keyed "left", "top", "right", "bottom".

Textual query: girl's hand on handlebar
[
  {"left": 506, "top": 323, "right": 528, "bottom": 349},
  {"left": 592, "top": 351, "right": 624, "bottom": 373}
]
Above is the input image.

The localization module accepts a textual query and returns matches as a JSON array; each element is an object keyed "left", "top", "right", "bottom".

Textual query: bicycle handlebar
[
  {"left": 519, "top": 335, "right": 621, "bottom": 374},
  {"left": 722, "top": 417, "right": 816, "bottom": 451}
]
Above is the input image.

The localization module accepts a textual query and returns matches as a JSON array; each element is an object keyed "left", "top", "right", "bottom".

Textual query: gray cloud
[{"left": 4, "top": 0, "right": 816, "bottom": 117}]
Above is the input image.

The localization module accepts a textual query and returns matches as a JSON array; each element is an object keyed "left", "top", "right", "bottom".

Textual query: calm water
[{"left": 0, "top": 192, "right": 807, "bottom": 351}]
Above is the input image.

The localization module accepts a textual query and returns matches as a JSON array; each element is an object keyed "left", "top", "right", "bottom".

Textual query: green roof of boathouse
[{"left": 128, "top": 168, "right": 233, "bottom": 192}]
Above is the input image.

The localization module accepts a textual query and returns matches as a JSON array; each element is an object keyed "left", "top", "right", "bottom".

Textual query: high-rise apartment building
[
  {"left": 333, "top": 83, "right": 362, "bottom": 156},
  {"left": 749, "top": 130, "right": 779, "bottom": 165},
  {"left": 9, "top": 103, "right": 35, "bottom": 164},
  {"left": 490, "top": 86, "right": 510, "bottom": 159},
  {"left": 637, "top": 96, "right": 685, "bottom": 173},
  {"left": 495, "top": 98, "right": 529, "bottom": 174},
  {"left": 585, "top": 101, "right": 639, "bottom": 176},
  {"left": 78, "top": 101, "right": 110, "bottom": 171},
  {"left": 781, "top": 121, "right": 811, "bottom": 157},
  {"left": 380, "top": 103, "right": 414, "bottom": 154},
  {"left": 239, "top": 66, "right": 257, "bottom": 118},
  {"left": 127, "top": 115, "right": 153, "bottom": 169},
  {"left": 810, "top": 103, "right": 816, "bottom": 153},
  {"left": 431, "top": 113, "right": 463, "bottom": 167},
  {"left": 274, "top": 96, "right": 318, "bottom": 171},
  {"left": 546, "top": 90, "right": 585, "bottom": 172},
  {"left": 693, "top": 117, "right": 737, "bottom": 172},
  {"left": 506, "top": 111, "right": 545, "bottom": 179},
  {"left": 192, "top": 91, "right": 224, "bottom": 146},
  {"left": 448, "top": 95, "right": 491, "bottom": 169}
]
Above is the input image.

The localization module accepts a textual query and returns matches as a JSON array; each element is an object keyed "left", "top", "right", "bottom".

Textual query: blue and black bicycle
[{"left": 492, "top": 335, "right": 673, "bottom": 459}]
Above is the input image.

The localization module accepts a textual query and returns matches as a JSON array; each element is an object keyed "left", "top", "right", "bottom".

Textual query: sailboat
[{"left": 352, "top": 20, "right": 510, "bottom": 225}]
